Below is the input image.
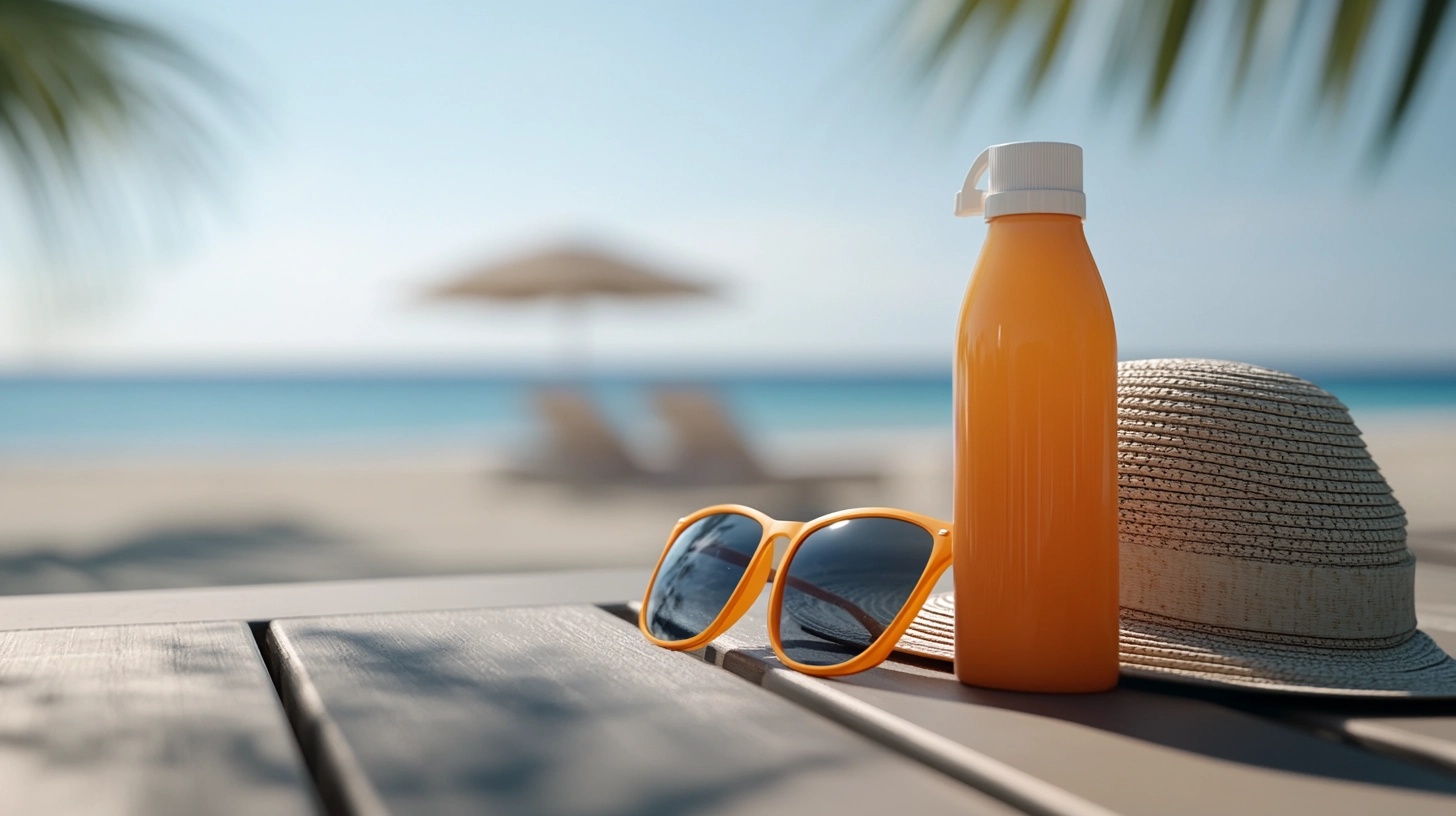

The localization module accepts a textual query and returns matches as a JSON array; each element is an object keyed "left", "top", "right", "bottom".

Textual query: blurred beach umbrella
[{"left": 426, "top": 245, "right": 716, "bottom": 375}]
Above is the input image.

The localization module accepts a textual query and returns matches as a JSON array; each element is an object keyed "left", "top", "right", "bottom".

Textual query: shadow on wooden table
[
  {"left": 822, "top": 657, "right": 1456, "bottom": 795},
  {"left": 0, "top": 519, "right": 405, "bottom": 595},
  {"left": 270, "top": 609, "right": 940, "bottom": 816},
  {"left": 0, "top": 623, "right": 315, "bottom": 814},
  {"left": 1116, "top": 672, "right": 1456, "bottom": 719}
]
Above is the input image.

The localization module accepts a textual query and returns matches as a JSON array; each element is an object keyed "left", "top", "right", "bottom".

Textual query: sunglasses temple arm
[{"left": 778, "top": 574, "right": 886, "bottom": 641}]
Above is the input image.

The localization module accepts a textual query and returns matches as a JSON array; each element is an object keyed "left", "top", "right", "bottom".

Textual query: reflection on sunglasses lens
[
  {"left": 643, "top": 512, "right": 764, "bottom": 642},
  {"left": 777, "top": 517, "right": 933, "bottom": 667}
]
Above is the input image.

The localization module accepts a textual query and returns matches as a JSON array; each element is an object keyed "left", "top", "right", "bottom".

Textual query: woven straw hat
[{"left": 899, "top": 358, "right": 1456, "bottom": 697}]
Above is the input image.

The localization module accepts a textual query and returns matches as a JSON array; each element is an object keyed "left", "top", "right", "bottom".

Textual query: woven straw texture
[{"left": 900, "top": 358, "right": 1456, "bottom": 697}]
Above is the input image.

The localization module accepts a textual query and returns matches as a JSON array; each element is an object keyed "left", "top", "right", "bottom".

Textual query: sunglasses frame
[{"left": 638, "top": 503, "right": 951, "bottom": 677}]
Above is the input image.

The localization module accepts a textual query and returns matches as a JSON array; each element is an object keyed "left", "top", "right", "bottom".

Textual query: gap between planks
[
  {"left": 598, "top": 602, "right": 1116, "bottom": 816},
  {"left": 246, "top": 618, "right": 352, "bottom": 816}
]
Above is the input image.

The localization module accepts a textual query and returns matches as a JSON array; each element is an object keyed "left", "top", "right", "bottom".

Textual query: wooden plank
[
  {"left": 269, "top": 605, "right": 1020, "bottom": 816},
  {"left": 689, "top": 605, "right": 1456, "bottom": 816},
  {"left": 0, "top": 567, "right": 644, "bottom": 632},
  {"left": 1280, "top": 704, "right": 1456, "bottom": 775},
  {"left": 0, "top": 621, "right": 317, "bottom": 815}
]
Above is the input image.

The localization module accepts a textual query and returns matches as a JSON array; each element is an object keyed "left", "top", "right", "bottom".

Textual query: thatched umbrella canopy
[{"left": 426, "top": 245, "right": 715, "bottom": 374}]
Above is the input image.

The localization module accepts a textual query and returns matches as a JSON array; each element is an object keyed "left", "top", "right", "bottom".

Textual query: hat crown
[
  {"left": 1117, "top": 358, "right": 1413, "bottom": 643},
  {"left": 902, "top": 358, "right": 1456, "bottom": 695}
]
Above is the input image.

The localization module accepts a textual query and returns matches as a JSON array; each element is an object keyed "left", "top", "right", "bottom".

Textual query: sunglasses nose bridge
[{"left": 765, "top": 520, "right": 804, "bottom": 540}]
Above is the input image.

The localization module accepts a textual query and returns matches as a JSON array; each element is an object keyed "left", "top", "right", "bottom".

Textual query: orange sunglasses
[{"left": 638, "top": 503, "right": 952, "bottom": 677}]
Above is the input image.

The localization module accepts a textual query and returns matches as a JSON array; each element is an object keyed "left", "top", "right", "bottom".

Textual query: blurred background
[{"left": 0, "top": 0, "right": 1453, "bottom": 594}]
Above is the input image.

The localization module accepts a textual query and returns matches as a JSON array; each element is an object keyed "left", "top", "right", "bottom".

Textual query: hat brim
[{"left": 898, "top": 593, "right": 1456, "bottom": 698}]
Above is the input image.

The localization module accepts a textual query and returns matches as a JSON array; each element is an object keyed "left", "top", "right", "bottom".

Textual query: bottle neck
[
  {"left": 986, "top": 212, "right": 1084, "bottom": 229},
  {"left": 986, "top": 212, "right": 1086, "bottom": 242}
]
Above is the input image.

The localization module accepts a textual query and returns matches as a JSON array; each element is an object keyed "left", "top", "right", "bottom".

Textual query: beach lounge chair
[
  {"left": 506, "top": 387, "right": 649, "bottom": 484},
  {"left": 650, "top": 387, "right": 881, "bottom": 490},
  {"left": 650, "top": 388, "right": 766, "bottom": 484}
]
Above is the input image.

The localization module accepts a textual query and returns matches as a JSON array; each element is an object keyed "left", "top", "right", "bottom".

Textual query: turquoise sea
[{"left": 1, "top": 369, "right": 1453, "bottom": 455}]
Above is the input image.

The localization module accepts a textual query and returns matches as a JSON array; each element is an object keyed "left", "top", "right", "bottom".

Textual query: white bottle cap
[{"left": 954, "top": 141, "right": 1085, "bottom": 220}]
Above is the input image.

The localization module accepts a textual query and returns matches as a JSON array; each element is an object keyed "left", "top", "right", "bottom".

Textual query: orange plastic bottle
[{"left": 951, "top": 142, "right": 1119, "bottom": 692}]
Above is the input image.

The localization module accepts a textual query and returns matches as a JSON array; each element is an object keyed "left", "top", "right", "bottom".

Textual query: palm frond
[
  {"left": 918, "top": 0, "right": 986, "bottom": 75},
  {"left": 891, "top": 0, "right": 1453, "bottom": 167},
  {"left": 1377, "top": 0, "right": 1452, "bottom": 156},
  {"left": 0, "top": 0, "right": 243, "bottom": 259},
  {"left": 1023, "top": 0, "right": 1075, "bottom": 96},
  {"left": 1145, "top": 0, "right": 1200, "bottom": 122},
  {"left": 1319, "top": 0, "right": 1378, "bottom": 115},
  {"left": 1229, "top": 0, "right": 1269, "bottom": 100}
]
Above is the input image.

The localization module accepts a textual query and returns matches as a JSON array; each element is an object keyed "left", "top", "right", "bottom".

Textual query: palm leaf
[
  {"left": 1229, "top": 0, "right": 1269, "bottom": 100},
  {"left": 1145, "top": 0, "right": 1199, "bottom": 122},
  {"left": 1023, "top": 0, "right": 1075, "bottom": 96},
  {"left": 1320, "top": 0, "right": 1378, "bottom": 115},
  {"left": 1377, "top": 0, "right": 1451, "bottom": 156},
  {"left": 890, "top": 0, "right": 1453, "bottom": 167},
  {"left": 917, "top": 0, "right": 986, "bottom": 75},
  {"left": 0, "top": 0, "right": 242, "bottom": 258}
]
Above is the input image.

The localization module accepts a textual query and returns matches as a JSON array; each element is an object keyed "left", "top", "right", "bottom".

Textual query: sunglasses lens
[
  {"left": 643, "top": 512, "right": 765, "bottom": 642},
  {"left": 776, "top": 517, "right": 934, "bottom": 667}
]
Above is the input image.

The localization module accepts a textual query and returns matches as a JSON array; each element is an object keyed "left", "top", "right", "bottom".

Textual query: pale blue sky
[{"left": 5, "top": 0, "right": 1455, "bottom": 371}]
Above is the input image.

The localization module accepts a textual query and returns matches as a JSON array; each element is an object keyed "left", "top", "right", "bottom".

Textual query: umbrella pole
[{"left": 560, "top": 295, "right": 588, "bottom": 384}]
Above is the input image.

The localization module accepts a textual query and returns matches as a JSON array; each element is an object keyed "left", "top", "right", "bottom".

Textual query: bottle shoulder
[
  {"left": 978, "top": 218, "right": 1098, "bottom": 268},
  {"left": 964, "top": 251, "right": 1110, "bottom": 315},
  {"left": 959, "top": 229, "right": 1114, "bottom": 342}
]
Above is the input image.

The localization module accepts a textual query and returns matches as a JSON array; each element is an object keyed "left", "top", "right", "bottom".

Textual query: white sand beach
[
  {"left": 0, "top": 421, "right": 1449, "bottom": 596},
  {"left": 1358, "top": 415, "right": 1456, "bottom": 532}
]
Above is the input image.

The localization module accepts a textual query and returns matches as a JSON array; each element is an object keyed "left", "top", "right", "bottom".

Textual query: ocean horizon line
[
  {"left": 0, "top": 364, "right": 1451, "bottom": 455},
  {"left": 1, "top": 357, "right": 1455, "bottom": 385}
]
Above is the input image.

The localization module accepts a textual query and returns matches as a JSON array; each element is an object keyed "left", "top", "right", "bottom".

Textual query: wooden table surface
[{"left": 0, "top": 541, "right": 1454, "bottom": 815}]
